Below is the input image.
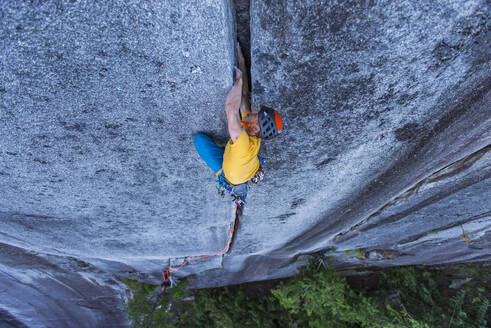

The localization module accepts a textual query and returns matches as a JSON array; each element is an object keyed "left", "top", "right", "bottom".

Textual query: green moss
[
  {"left": 344, "top": 249, "right": 352, "bottom": 255},
  {"left": 355, "top": 249, "right": 364, "bottom": 259}
]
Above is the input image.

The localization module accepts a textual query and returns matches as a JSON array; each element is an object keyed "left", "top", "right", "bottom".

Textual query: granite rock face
[
  {"left": 0, "top": 0, "right": 236, "bottom": 260},
  {"left": 0, "top": 0, "right": 490, "bottom": 326},
  {"left": 249, "top": 0, "right": 490, "bottom": 264},
  {"left": 0, "top": 242, "right": 128, "bottom": 328},
  {"left": 0, "top": 0, "right": 236, "bottom": 326}
]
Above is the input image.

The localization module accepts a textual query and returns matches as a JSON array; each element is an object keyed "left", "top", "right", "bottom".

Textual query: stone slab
[
  {"left": 0, "top": 0, "right": 236, "bottom": 259},
  {"left": 0, "top": 0, "right": 490, "bottom": 325},
  {"left": 0, "top": 1, "right": 236, "bottom": 326},
  {"left": 249, "top": 0, "right": 490, "bottom": 257}
]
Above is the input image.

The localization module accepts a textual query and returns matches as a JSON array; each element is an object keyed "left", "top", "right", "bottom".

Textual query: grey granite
[
  {"left": 0, "top": 0, "right": 235, "bottom": 326},
  {"left": 0, "top": 0, "right": 490, "bottom": 326},
  {"left": 249, "top": 0, "right": 490, "bottom": 260}
]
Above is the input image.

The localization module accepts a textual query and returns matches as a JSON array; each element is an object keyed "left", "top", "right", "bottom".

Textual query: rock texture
[
  {"left": 249, "top": 0, "right": 490, "bottom": 264},
  {"left": 0, "top": 243, "right": 127, "bottom": 328},
  {"left": 0, "top": 0, "right": 236, "bottom": 326},
  {"left": 0, "top": 0, "right": 490, "bottom": 326}
]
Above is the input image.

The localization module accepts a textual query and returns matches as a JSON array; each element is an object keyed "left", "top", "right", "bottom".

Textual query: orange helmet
[{"left": 258, "top": 106, "right": 282, "bottom": 140}]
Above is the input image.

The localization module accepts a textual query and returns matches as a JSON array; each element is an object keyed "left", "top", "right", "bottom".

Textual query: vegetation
[
  {"left": 354, "top": 249, "right": 365, "bottom": 259},
  {"left": 122, "top": 261, "right": 489, "bottom": 328},
  {"left": 121, "top": 277, "right": 188, "bottom": 328}
]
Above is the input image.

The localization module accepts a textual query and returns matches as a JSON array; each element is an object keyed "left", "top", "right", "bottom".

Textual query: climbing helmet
[{"left": 258, "top": 106, "right": 282, "bottom": 140}]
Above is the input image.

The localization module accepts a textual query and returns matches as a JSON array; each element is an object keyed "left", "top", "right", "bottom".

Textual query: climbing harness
[
  {"left": 216, "top": 174, "right": 248, "bottom": 206},
  {"left": 216, "top": 158, "right": 265, "bottom": 204}
]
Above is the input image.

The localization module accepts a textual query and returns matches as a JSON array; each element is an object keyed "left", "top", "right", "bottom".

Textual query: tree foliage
[{"left": 122, "top": 261, "right": 489, "bottom": 328}]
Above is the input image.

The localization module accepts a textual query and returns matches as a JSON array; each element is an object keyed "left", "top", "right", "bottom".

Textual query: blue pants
[{"left": 193, "top": 133, "right": 224, "bottom": 175}]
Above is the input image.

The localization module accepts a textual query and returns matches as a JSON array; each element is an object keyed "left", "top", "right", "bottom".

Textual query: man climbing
[{"left": 193, "top": 42, "right": 283, "bottom": 206}]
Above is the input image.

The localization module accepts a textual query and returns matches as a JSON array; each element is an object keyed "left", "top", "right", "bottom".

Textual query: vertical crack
[{"left": 235, "top": 0, "right": 251, "bottom": 92}]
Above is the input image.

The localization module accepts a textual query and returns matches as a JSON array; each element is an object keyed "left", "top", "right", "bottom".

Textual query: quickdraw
[{"left": 250, "top": 169, "right": 264, "bottom": 185}]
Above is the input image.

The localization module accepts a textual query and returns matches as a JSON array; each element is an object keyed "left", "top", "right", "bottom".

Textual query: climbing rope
[
  {"left": 161, "top": 202, "right": 240, "bottom": 292},
  {"left": 161, "top": 161, "right": 265, "bottom": 291}
]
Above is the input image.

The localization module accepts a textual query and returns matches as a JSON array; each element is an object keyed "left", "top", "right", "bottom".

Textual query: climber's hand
[{"left": 234, "top": 66, "right": 242, "bottom": 82}]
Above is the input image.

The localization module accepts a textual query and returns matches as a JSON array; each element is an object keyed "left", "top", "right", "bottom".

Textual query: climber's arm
[
  {"left": 226, "top": 104, "right": 243, "bottom": 144},
  {"left": 236, "top": 42, "right": 252, "bottom": 119},
  {"left": 225, "top": 68, "right": 244, "bottom": 143}
]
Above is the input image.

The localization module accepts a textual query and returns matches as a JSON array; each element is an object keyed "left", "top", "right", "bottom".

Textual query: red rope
[{"left": 161, "top": 204, "right": 239, "bottom": 291}]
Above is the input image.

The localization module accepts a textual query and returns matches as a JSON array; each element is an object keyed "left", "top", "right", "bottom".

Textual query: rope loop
[
  {"left": 160, "top": 158, "right": 268, "bottom": 291},
  {"left": 161, "top": 203, "right": 240, "bottom": 292}
]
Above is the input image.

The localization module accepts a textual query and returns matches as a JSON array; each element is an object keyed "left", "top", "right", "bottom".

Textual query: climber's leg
[{"left": 193, "top": 133, "right": 224, "bottom": 175}]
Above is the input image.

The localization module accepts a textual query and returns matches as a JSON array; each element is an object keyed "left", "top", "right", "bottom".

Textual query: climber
[
  {"left": 193, "top": 42, "right": 283, "bottom": 205},
  {"left": 160, "top": 43, "right": 282, "bottom": 285}
]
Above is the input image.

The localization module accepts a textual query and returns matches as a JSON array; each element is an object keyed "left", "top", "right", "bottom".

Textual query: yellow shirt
[{"left": 222, "top": 128, "right": 261, "bottom": 185}]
